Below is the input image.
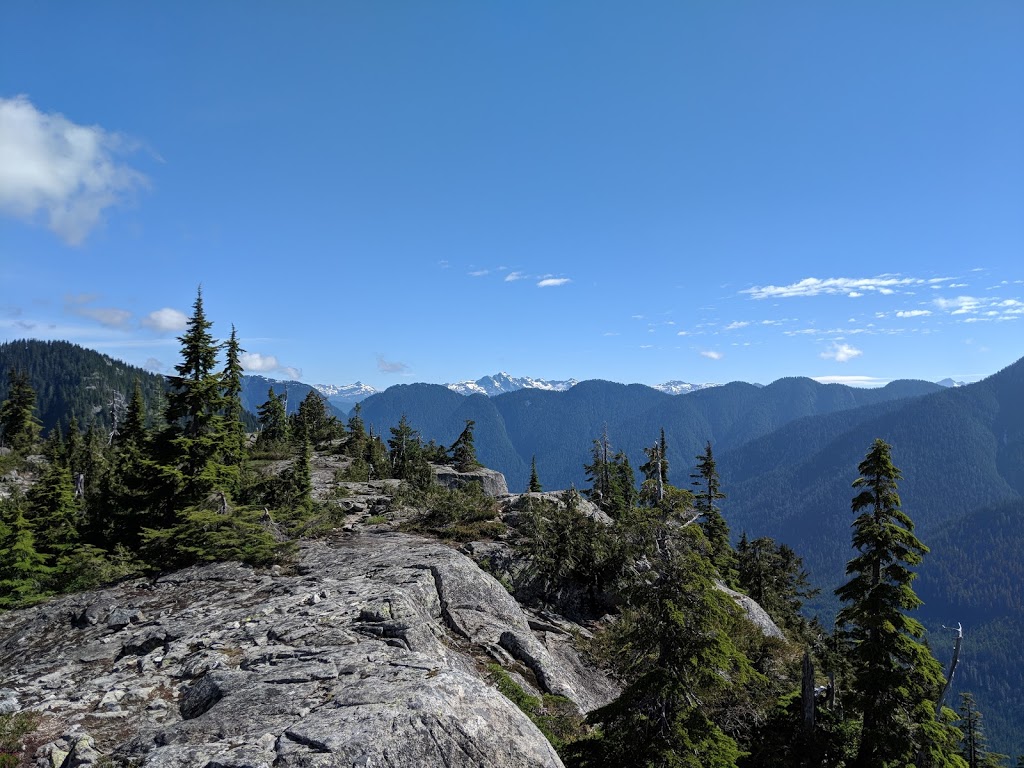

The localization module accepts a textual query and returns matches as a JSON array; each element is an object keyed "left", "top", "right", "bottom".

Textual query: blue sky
[{"left": 1, "top": 3, "right": 1022, "bottom": 390}]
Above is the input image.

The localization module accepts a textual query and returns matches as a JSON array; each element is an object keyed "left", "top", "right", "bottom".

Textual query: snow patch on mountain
[
  {"left": 651, "top": 381, "right": 722, "bottom": 395},
  {"left": 446, "top": 372, "right": 579, "bottom": 397},
  {"left": 935, "top": 378, "right": 967, "bottom": 388}
]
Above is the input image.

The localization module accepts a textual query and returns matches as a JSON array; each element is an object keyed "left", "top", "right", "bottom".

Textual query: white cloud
[
  {"left": 724, "top": 321, "right": 749, "bottom": 330},
  {"left": 742, "top": 274, "right": 952, "bottom": 300},
  {"left": 676, "top": 330, "right": 689, "bottom": 336},
  {"left": 468, "top": 269, "right": 489, "bottom": 277},
  {"left": 700, "top": 350, "right": 723, "bottom": 360},
  {"left": 144, "top": 357, "right": 165, "bottom": 373},
  {"left": 240, "top": 352, "right": 280, "bottom": 372},
  {"left": 537, "top": 278, "right": 571, "bottom": 288},
  {"left": 280, "top": 366, "right": 302, "bottom": 380},
  {"left": 896, "top": 310, "right": 932, "bottom": 318},
  {"left": 504, "top": 271, "right": 527, "bottom": 282},
  {"left": 848, "top": 291, "right": 863, "bottom": 298},
  {"left": 820, "top": 343, "right": 863, "bottom": 362},
  {"left": 142, "top": 307, "right": 188, "bottom": 332},
  {"left": 0, "top": 95, "right": 148, "bottom": 244}
]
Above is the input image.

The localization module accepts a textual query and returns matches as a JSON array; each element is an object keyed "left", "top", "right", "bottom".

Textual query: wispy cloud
[
  {"left": 700, "top": 350, "right": 723, "bottom": 360},
  {"left": 504, "top": 271, "right": 527, "bottom": 282},
  {"left": 820, "top": 342, "right": 863, "bottom": 362},
  {"left": 742, "top": 274, "right": 953, "bottom": 300},
  {"left": 896, "top": 309, "right": 932, "bottom": 318},
  {"left": 62, "top": 294, "right": 132, "bottom": 328},
  {"left": 537, "top": 278, "right": 571, "bottom": 288},
  {"left": 142, "top": 308, "right": 188, "bottom": 332},
  {"left": 0, "top": 95, "right": 148, "bottom": 244},
  {"left": 377, "top": 355, "right": 410, "bottom": 374},
  {"left": 724, "top": 321, "right": 749, "bottom": 331},
  {"left": 468, "top": 269, "right": 489, "bottom": 277}
]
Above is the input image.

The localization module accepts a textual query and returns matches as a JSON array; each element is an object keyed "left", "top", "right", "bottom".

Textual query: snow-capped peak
[
  {"left": 446, "top": 373, "right": 578, "bottom": 397},
  {"left": 652, "top": 381, "right": 722, "bottom": 395}
]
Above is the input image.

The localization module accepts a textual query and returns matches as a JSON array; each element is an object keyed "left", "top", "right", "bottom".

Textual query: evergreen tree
[
  {"left": 388, "top": 414, "right": 431, "bottom": 487},
  {"left": 528, "top": 455, "right": 542, "bottom": 493},
  {"left": 0, "top": 368, "right": 42, "bottom": 453},
  {"left": 957, "top": 693, "right": 1006, "bottom": 768},
  {"left": 122, "top": 379, "right": 148, "bottom": 448},
  {"left": 835, "top": 438, "right": 963, "bottom": 768},
  {"left": 449, "top": 419, "right": 479, "bottom": 472},
  {"left": 737, "top": 534, "right": 819, "bottom": 634},
  {"left": 292, "top": 389, "right": 333, "bottom": 447},
  {"left": 160, "top": 288, "right": 232, "bottom": 508},
  {"left": 256, "top": 388, "right": 289, "bottom": 448},
  {"left": 221, "top": 325, "right": 248, "bottom": 473},
  {"left": 585, "top": 526, "right": 755, "bottom": 767},
  {"left": 640, "top": 429, "right": 670, "bottom": 506},
  {"left": 691, "top": 441, "right": 736, "bottom": 584},
  {"left": 345, "top": 403, "right": 366, "bottom": 457},
  {"left": 0, "top": 495, "right": 51, "bottom": 608},
  {"left": 24, "top": 462, "right": 80, "bottom": 562}
]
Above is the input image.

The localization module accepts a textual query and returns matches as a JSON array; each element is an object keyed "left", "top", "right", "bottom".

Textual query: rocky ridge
[{"left": 0, "top": 529, "right": 617, "bottom": 767}]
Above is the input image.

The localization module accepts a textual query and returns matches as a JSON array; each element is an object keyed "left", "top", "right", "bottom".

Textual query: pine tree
[
  {"left": 691, "top": 441, "right": 736, "bottom": 584},
  {"left": 640, "top": 429, "right": 669, "bottom": 506},
  {"left": 345, "top": 403, "right": 366, "bottom": 457},
  {"left": 835, "top": 438, "right": 964, "bottom": 768},
  {"left": 449, "top": 419, "right": 479, "bottom": 472},
  {"left": 292, "top": 389, "right": 333, "bottom": 447},
  {"left": 0, "top": 368, "right": 42, "bottom": 453},
  {"left": 24, "top": 462, "right": 80, "bottom": 561},
  {"left": 528, "top": 455, "right": 542, "bottom": 493}
]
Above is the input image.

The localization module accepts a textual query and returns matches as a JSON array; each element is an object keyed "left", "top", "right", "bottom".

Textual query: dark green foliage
[
  {"left": 449, "top": 419, "right": 480, "bottom": 471},
  {"left": 292, "top": 389, "right": 338, "bottom": 447},
  {"left": 142, "top": 504, "right": 286, "bottom": 570},
  {"left": 256, "top": 388, "right": 289, "bottom": 449},
  {"left": 221, "top": 326, "right": 249, "bottom": 476},
  {"left": 25, "top": 462, "right": 79, "bottom": 558},
  {"left": 583, "top": 431, "right": 636, "bottom": 519},
  {"left": 515, "top": 489, "right": 619, "bottom": 609},
  {"left": 835, "top": 439, "right": 962, "bottom": 767},
  {"left": 388, "top": 414, "right": 431, "bottom": 488},
  {"left": 528, "top": 455, "right": 542, "bottom": 493},
  {"left": 737, "top": 533, "right": 819, "bottom": 635},
  {"left": 0, "top": 340, "right": 167, "bottom": 438},
  {"left": 692, "top": 442, "right": 737, "bottom": 586},
  {"left": 0, "top": 368, "right": 42, "bottom": 453},
  {"left": 584, "top": 526, "right": 755, "bottom": 767},
  {"left": 397, "top": 481, "right": 503, "bottom": 542},
  {"left": 0, "top": 494, "right": 51, "bottom": 608},
  {"left": 958, "top": 693, "right": 1008, "bottom": 768}
]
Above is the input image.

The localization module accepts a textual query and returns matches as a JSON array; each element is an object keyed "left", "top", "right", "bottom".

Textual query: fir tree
[
  {"left": 0, "top": 495, "right": 51, "bottom": 608},
  {"left": 221, "top": 325, "right": 248, "bottom": 473},
  {"left": 160, "top": 288, "right": 232, "bottom": 508},
  {"left": 388, "top": 414, "right": 430, "bottom": 487},
  {"left": 691, "top": 441, "right": 736, "bottom": 584},
  {"left": 835, "top": 438, "right": 964, "bottom": 768},
  {"left": 0, "top": 368, "right": 42, "bottom": 453},
  {"left": 449, "top": 419, "right": 479, "bottom": 472},
  {"left": 528, "top": 455, "right": 542, "bottom": 493},
  {"left": 256, "top": 388, "right": 289, "bottom": 448}
]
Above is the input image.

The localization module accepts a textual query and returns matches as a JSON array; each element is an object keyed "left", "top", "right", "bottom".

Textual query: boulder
[{"left": 433, "top": 465, "right": 509, "bottom": 497}]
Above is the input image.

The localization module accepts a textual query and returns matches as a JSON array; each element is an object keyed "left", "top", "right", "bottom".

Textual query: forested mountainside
[
  {"left": 358, "top": 376, "right": 944, "bottom": 492},
  {"left": 0, "top": 340, "right": 347, "bottom": 435},
  {"left": 0, "top": 340, "right": 168, "bottom": 435}
]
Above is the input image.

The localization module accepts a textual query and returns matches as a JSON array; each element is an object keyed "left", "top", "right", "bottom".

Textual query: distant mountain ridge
[{"left": 445, "top": 372, "right": 579, "bottom": 397}]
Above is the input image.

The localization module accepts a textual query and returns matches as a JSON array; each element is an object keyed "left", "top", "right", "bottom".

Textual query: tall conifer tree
[{"left": 835, "top": 438, "right": 963, "bottom": 768}]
